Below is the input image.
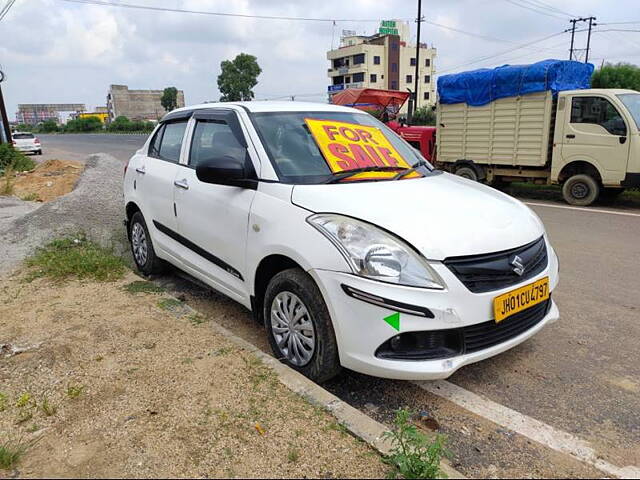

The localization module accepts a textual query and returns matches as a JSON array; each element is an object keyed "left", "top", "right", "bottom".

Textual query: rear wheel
[
  {"left": 129, "top": 211, "right": 165, "bottom": 275},
  {"left": 562, "top": 174, "right": 600, "bottom": 206},
  {"left": 264, "top": 268, "right": 341, "bottom": 383},
  {"left": 455, "top": 165, "right": 479, "bottom": 182}
]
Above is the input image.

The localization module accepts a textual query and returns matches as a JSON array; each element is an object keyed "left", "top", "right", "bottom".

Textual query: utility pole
[
  {"left": 567, "top": 17, "right": 596, "bottom": 63},
  {"left": 568, "top": 19, "right": 577, "bottom": 60},
  {"left": 410, "top": 0, "right": 424, "bottom": 124},
  {"left": 0, "top": 69, "right": 11, "bottom": 144},
  {"left": 585, "top": 16, "right": 596, "bottom": 63}
]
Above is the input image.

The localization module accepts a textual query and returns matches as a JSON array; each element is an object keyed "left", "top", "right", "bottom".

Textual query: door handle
[
  {"left": 135, "top": 166, "right": 146, "bottom": 174},
  {"left": 174, "top": 179, "right": 189, "bottom": 190},
  {"left": 619, "top": 136, "right": 627, "bottom": 144},
  {"left": 566, "top": 134, "right": 575, "bottom": 139}
]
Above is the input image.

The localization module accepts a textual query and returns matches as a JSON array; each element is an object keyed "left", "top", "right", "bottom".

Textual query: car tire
[
  {"left": 37, "top": 150, "right": 42, "bottom": 155},
  {"left": 455, "top": 165, "right": 479, "bottom": 182},
  {"left": 264, "top": 268, "right": 341, "bottom": 383},
  {"left": 129, "top": 211, "right": 165, "bottom": 276},
  {"left": 562, "top": 174, "right": 600, "bottom": 206}
]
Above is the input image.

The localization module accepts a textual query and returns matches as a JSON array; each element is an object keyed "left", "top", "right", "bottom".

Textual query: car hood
[{"left": 291, "top": 172, "right": 544, "bottom": 260}]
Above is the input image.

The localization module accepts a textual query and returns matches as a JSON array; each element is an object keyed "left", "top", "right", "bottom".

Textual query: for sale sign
[{"left": 305, "top": 118, "right": 416, "bottom": 180}]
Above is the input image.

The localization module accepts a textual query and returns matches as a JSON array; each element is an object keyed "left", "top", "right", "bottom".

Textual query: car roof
[{"left": 165, "top": 100, "right": 363, "bottom": 117}]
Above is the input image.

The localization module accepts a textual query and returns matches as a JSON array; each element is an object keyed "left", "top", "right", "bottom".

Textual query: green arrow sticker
[{"left": 384, "top": 312, "right": 400, "bottom": 331}]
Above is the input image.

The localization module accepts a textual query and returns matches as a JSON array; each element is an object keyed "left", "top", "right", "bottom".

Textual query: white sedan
[
  {"left": 123, "top": 101, "right": 559, "bottom": 382},
  {"left": 12, "top": 132, "right": 42, "bottom": 155}
]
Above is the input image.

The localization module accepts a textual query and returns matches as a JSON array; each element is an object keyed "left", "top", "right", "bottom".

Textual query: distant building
[
  {"left": 106, "top": 85, "right": 185, "bottom": 122},
  {"left": 16, "top": 103, "right": 86, "bottom": 125},
  {"left": 327, "top": 20, "right": 436, "bottom": 114}
]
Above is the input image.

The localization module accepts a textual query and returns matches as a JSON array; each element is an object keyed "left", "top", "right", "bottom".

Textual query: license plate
[{"left": 493, "top": 277, "right": 549, "bottom": 323}]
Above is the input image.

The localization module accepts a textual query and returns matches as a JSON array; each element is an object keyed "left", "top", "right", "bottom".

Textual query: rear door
[
  {"left": 173, "top": 110, "right": 258, "bottom": 302},
  {"left": 135, "top": 117, "right": 189, "bottom": 258},
  {"left": 561, "top": 95, "right": 630, "bottom": 183}
]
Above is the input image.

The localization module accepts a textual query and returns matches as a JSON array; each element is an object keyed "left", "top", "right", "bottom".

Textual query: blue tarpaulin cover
[{"left": 437, "top": 59, "right": 594, "bottom": 106}]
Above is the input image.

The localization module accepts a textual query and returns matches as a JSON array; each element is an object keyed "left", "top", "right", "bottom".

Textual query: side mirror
[{"left": 195, "top": 157, "right": 256, "bottom": 189}]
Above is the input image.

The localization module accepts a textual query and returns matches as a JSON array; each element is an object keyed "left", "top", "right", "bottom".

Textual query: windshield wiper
[
  {"left": 324, "top": 166, "right": 405, "bottom": 184},
  {"left": 391, "top": 160, "right": 429, "bottom": 180}
]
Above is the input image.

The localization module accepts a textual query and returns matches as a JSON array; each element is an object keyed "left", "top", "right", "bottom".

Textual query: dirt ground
[
  {"left": 12, "top": 159, "right": 83, "bottom": 202},
  {"left": 0, "top": 271, "right": 387, "bottom": 478}
]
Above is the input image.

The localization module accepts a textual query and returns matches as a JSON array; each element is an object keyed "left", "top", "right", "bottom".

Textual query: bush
[
  {"left": 37, "top": 120, "right": 59, "bottom": 133},
  {"left": 0, "top": 144, "right": 35, "bottom": 173},
  {"left": 412, "top": 107, "right": 436, "bottom": 126},
  {"left": 63, "top": 117, "right": 103, "bottom": 133},
  {"left": 107, "top": 116, "right": 155, "bottom": 133}
]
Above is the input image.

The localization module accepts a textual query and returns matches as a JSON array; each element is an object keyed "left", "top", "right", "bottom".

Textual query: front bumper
[{"left": 309, "top": 239, "right": 560, "bottom": 380}]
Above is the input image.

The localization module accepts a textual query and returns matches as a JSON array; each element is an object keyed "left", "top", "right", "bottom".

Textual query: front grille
[
  {"left": 462, "top": 298, "right": 551, "bottom": 353},
  {"left": 375, "top": 298, "right": 551, "bottom": 361},
  {"left": 444, "top": 236, "right": 548, "bottom": 293}
]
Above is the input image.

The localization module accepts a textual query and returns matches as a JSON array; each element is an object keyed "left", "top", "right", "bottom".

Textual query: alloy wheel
[
  {"left": 131, "top": 222, "right": 148, "bottom": 266},
  {"left": 270, "top": 291, "right": 316, "bottom": 366}
]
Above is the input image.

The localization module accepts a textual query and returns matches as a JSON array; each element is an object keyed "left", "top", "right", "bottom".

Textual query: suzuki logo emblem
[{"left": 510, "top": 255, "right": 525, "bottom": 276}]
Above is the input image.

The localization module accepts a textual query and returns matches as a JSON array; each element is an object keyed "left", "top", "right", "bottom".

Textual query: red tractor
[{"left": 330, "top": 88, "right": 436, "bottom": 162}]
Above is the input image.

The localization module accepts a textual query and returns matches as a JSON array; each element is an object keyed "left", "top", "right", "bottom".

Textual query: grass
[
  {"left": 24, "top": 234, "right": 126, "bottom": 282},
  {"left": 287, "top": 447, "right": 300, "bottom": 463},
  {"left": 0, "top": 439, "right": 28, "bottom": 470},
  {"left": 383, "top": 409, "right": 448, "bottom": 479},
  {"left": 188, "top": 313, "right": 206, "bottom": 325},
  {"left": 0, "top": 165, "right": 14, "bottom": 196},
  {"left": 66, "top": 385, "right": 85, "bottom": 399},
  {"left": 20, "top": 192, "right": 40, "bottom": 202},
  {"left": 157, "top": 298, "right": 183, "bottom": 310},
  {"left": 0, "top": 393, "right": 7, "bottom": 412},
  {"left": 123, "top": 280, "right": 164, "bottom": 294},
  {"left": 39, "top": 396, "right": 57, "bottom": 417}
]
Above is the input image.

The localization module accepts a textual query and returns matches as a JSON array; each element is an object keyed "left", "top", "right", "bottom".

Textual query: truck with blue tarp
[{"left": 435, "top": 59, "right": 640, "bottom": 205}]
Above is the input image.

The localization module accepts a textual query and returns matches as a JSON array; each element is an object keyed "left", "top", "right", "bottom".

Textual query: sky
[{"left": 1, "top": 0, "right": 639, "bottom": 118}]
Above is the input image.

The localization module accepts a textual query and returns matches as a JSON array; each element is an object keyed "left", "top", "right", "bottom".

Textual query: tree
[
  {"left": 38, "top": 119, "right": 59, "bottom": 133},
  {"left": 217, "top": 53, "right": 262, "bottom": 102},
  {"left": 63, "top": 117, "right": 103, "bottom": 133},
  {"left": 412, "top": 106, "right": 436, "bottom": 126},
  {"left": 591, "top": 62, "right": 640, "bottom": 91},
  {"left": 161, "top": 87, "right": 179, "bottom": 112}
]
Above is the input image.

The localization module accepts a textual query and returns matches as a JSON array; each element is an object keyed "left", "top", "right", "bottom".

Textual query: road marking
[
  {"left": 415, "top": 380, "right": 640, "bottom": 479},
  {"left": 525, "top": 201, "right": 640, "bottom": 218}
]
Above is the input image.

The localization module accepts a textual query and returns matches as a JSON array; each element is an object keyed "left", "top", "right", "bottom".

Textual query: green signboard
[{"left": 379, "top": 20, "right": 398, "bottom": 35}]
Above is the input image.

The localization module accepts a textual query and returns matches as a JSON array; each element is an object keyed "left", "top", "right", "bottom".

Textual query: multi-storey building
[
  {"left": 327, "top": 20, "right": 436, "bottom": 114},
  {"left": 16, "top": 104, "right": 86, "bottom": 125},
  {"left": 106, "top": 85, "right": 185, "bottom": 122}
]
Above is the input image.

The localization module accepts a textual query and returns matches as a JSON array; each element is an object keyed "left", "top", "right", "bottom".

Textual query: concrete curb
[{"left": 169, "top": 296, "right": 464, "bottom": 479}]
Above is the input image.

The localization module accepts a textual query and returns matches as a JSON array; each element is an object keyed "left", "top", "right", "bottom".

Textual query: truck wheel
[
  {"left": 264, "top": 268, "right": 341, "bottom": 383},
  {"left": 562, "top": 174, "right": 600, "bottom": 206},
  {"left": 455, "top": 165, "right": 479, "bottom": 182}
]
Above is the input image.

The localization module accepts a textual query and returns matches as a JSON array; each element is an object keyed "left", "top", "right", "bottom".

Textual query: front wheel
[
  {"left": 264, "top": 268, "right": 341, "bottom": 383},
  {"left": 562, "top": 174, "right": 599, "bottom": 206}
]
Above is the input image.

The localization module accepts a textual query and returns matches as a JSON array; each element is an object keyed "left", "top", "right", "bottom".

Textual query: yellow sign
[
  {"left": 305, "top": 118, "right": 415, "bottom": 180},
  {"left": 78, "top": 112, "right": 109, "bottom": 124}
]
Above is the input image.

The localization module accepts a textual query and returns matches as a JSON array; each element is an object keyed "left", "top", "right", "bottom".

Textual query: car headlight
[{"left": 307, "top": 213, "right": 445, "bottom": 289}]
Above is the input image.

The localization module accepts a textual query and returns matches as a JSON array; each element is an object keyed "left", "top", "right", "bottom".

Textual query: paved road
[
  {"left": 38, "top": 133, "right": 146, "bottom": 162},
  {"left": 34, "top": 134, "right": 640, "bottom": 478}
]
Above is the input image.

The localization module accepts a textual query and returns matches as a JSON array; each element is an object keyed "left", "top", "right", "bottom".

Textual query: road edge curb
[{"left": 173, "top": 298, "right": 464, "bottom": 479}]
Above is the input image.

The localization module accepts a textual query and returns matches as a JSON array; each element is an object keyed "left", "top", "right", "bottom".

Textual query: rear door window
[
  {"left": 157, "top": 121, "right": 188, "bottom": 162},
  {"left": 148, "top": 125, "right": 165, "bottom": 158}
]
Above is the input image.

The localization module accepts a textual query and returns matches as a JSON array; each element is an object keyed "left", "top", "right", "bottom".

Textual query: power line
[
  {"left": 57, "top": 0, "right": 398, "bottom": 22},
  {"left": 0, "top": 0, "right": 17, "bottom": 22},
  {"left": 598, "top": 20, "right": 640, "bottom": 26},
  {"left": 503, "top": 0, "right": 568, "bottom": 20},
  {"left": 438, "top": 30, "right": 567, "bottom": 74},
  {"left": 520, "top": 0, "right": 577, "bottom": 18}
]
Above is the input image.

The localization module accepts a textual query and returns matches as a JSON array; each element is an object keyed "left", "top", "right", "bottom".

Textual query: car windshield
[
  {"left": 249, "top": 111, "right": 433, "bottom": 184},
  {"left": 617, "top": 93, "right": 640, "bottom": 129},
  {"left": 13, "top": 133, "right": 34, "bottom": 139}
]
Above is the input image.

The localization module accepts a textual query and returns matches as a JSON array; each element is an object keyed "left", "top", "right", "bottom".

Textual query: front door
[
  {"left": 561, "top": 95, "right": 630, "bottom": 184},
  {"left": 173, "top": 110, "right": 258, "bottom": 303}
]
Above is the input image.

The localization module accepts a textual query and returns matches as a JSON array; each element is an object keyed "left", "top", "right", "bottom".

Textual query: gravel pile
[{"left": 0, "top": 153, "right": 128, "bottom": 274}]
